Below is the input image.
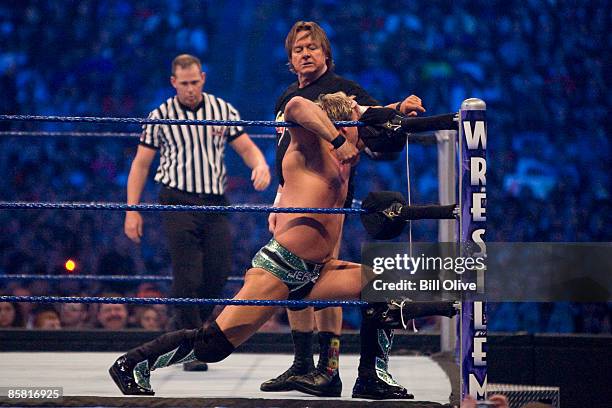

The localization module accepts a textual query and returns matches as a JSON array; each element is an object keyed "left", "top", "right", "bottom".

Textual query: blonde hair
[
  {"left": 285, "top": 21, "right": 334, "bottom": 73},
  {"left": 315, "top": 92, "right": 354, "bottom": 121},
  {"left": 171, "top": 54, "right": 202, "bottom": 76}
]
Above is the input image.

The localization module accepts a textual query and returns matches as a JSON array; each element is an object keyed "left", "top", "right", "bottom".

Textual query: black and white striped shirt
[{"left": 140, "top": 93, "right": 244, "bottom": 195}]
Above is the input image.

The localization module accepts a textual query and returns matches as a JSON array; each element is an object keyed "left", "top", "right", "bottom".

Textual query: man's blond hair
[
  {"left": 315, "top": 92, "right": 354, "bottom": 121},
  {"left": 171, "top": 54, "right": 202, "bottom": 76}
]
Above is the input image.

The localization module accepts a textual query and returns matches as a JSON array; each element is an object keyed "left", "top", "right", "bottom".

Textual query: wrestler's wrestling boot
[
  {"left": 351, "top": 300, "right": 460, "bottom": 399},
  {"left": 353, "top": 367, "right": 414, "bottom": 400},
  {"left": 109, "top": 354, "right": 155, "bottom": 396},
  {"left": 259, "top": 363, "right": 312, "bottom": 392},
  {"left": 288, "top": 368, "right": 342, "bottom": 397},
  {"left": 109, "top": 322, "right": 234, "bottom": 395},
  {"left": 287, "top": 332, "right": 342, "bottom": 397},
  {"left": 366, "top": 300, "right": 460, "bottom": 329},
  {"left": 260, "top": 330, "right": 315, "bottom": 392},
  {"left": 352, "top": 312, "right": 413, "bottom": 400}
]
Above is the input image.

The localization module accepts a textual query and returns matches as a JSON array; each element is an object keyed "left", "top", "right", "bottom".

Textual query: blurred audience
[
  {"left": 59, "top": 303, "right": 91, "bottom": 329},
  {"left": 96, "top": 295, "right": 129, "bottom": 330},
  {"left": 132, "top": 306, "right": 163, "bottom": 331},
  {"left": 32, "top": 306, "right": 62, "bottom": 330},
  {"left": 0, "top": 1, "right": 608, "bottom": 333},
  {"left": 0, "top": 301, "right": 25, "bottom": 329}
]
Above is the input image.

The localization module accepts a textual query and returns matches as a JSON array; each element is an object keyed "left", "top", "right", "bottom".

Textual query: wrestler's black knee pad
[{"left": 193, "top": 322, "right": 235, "bottom": 363}]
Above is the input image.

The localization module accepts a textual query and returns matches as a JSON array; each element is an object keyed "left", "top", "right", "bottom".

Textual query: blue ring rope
[
  {"left": 0, "top": 131, "right": 277, "bottom": 139},
  {"left": 0, "top": 202, "right": 364, "bottom": 214},
  {"left": 0, "top": 274, "right": 244, "bottom": 283},
  {"left": 0, "top": 114, "right": 365, "bottom": 128},
  {"left": 0, "top": 295, "right": 367, "bottom": 308},
  {"left": 0, "top": 130, "right": 442, "bottom": 144}
]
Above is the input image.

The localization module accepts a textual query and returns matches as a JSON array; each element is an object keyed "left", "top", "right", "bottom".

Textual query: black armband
[{"left": 330, "top": 134, "right": 346, "bottom": 149}]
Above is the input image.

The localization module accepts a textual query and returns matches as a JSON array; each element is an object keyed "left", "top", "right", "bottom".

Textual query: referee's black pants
[{"left": 159, "top": 187, "right": 232, "bottom": 330}]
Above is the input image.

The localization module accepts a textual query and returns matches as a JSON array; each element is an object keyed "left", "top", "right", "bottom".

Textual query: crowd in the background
[
  {"left": 0, "top": 1, "right": 609, "bottom": 333},
  {"left": 0, "top": 284, "right": 172, "bottom": 331}
]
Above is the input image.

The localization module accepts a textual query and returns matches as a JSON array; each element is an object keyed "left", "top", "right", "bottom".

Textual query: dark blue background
[{"left": 0, "top": 1, "right": 609, "bottom": 333}]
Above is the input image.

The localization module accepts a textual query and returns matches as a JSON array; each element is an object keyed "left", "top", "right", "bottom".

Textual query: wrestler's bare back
[{"left": 274, "top": 129, "right": 353, "bottom": 263}]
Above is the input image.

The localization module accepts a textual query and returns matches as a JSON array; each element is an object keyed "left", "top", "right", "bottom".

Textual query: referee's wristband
[{"left": 330, "top": 134, "right": 346, "bottom": 149}]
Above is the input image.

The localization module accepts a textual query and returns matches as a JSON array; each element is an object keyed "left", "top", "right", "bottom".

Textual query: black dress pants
[{"left": 159, "top": 187, "right": 232, "bottom": 330}]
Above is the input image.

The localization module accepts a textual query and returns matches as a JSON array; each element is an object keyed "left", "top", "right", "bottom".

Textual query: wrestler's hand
[
  {"left": 124, "top": 211, "right": 143, "bottom": 243},
  {"left": 268, "top": 212, "right": 277, "bottom": 233},
  {"left": 251, "top": 164, "right": 271, "bottom": 191},
  {"left": 398, "top": 95, "right": 425, "bottom": 116},
  {"left": 334, "top": 141, "right": 359, "bottom": 165}
]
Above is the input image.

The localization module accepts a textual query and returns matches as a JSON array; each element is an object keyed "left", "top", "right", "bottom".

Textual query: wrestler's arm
[
  {"left": 268, "top": 185, "right": 283, "bottom": 233},
  {"left": 385, "top": 95, "right": 426, "bottom": 116},
  {"left": 284, "top": 96, "right": 339, "bottom": 142},
  {"left": 284, "top": 96, "right": 358, "bottom": 163},
  {"left": 346, "top": 80, "right": 425, "bottom": 116}
]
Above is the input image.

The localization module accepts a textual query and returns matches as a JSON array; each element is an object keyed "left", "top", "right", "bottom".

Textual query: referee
[{"left": 124, "top": 54, "right": 270, "bottom": 371}]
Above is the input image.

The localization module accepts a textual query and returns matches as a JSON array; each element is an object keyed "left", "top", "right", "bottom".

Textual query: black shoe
[
  {"left": 352, "top": 372, "right": 414, "bottom": 400},
  {"left": 260, "top": 363, "right": 313, "bottom": 392},
  {"left": 183, "top": 361, "right": 208, "bottom": 371},
  {"left": 288, "top": 369, "right": 342, "bottom": 397},
  {"left": 109, "top": 355, "right": 155, "bottom": 396}
]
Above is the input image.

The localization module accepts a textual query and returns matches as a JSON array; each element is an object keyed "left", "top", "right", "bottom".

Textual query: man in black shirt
[{"left": 261, "top": 21, "right": 425, "bottom": 399}]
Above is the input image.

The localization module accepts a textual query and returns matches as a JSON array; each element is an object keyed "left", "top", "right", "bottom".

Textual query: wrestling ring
[{"left": 0, "top": 99, "right": 495, "bottom": 407}]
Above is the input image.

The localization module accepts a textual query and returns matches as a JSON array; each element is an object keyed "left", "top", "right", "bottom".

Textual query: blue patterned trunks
[{"left": 251, "top": 238, "right": 324, "bottom": 300}]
